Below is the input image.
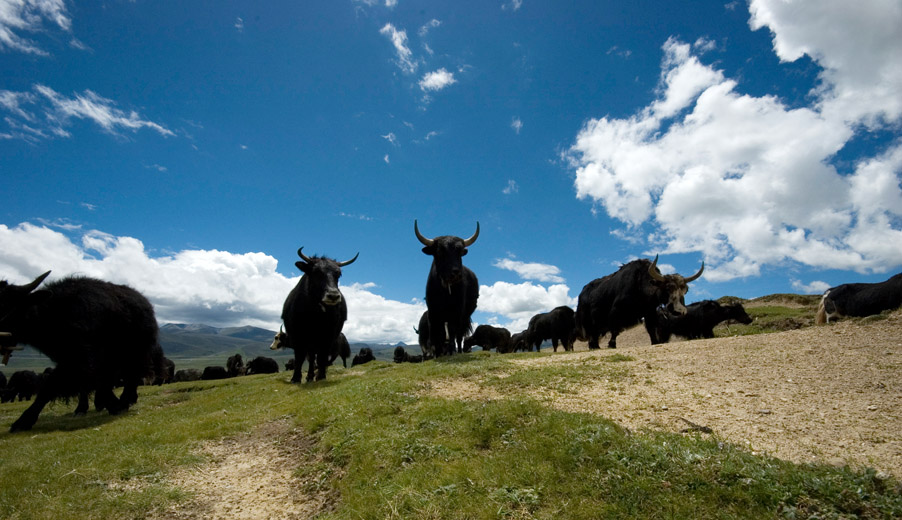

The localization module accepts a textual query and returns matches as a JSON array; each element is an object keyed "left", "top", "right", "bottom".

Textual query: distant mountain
[{"left": 159, "top": 323, "right": 408, "bottom": 362}]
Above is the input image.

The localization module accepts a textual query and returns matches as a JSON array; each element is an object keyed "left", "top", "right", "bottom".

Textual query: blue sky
[{"left": 2, "top": 0, "right": 900, "bottom": 344}]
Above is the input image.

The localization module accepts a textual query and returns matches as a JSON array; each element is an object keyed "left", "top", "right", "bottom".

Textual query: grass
[{"left": 1, "top": 352, "right": 900, "bottom": 520}]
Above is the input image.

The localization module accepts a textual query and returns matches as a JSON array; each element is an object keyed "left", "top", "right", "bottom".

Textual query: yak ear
[
  {"left": 295, "top": 261, "right": 310, "bottom": 273},
  {"left": 421, "top": 246, "right": 435, "bottom": 256},
  {"left": 461, "top": 248, "right": 468, "bottom": 256}
]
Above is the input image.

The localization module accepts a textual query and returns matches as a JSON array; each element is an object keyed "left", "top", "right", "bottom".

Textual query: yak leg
[
  {"left": 74, "top": 391, "right": 90, "bottom": 416},
  {"left": 552, "top": 338, "right": 559, "bottom": 352},
  {"left": 305, "top": 352, "right": 317, "bottom": 382},
  {"left": 120, "top": 381, "right": 139, "bottom": 407},
  {"left": 291, "top": 351, "right": 304, "bottom": 383},
  {"left": 316, "top": 349, "right": 330, "bottom": 381}
]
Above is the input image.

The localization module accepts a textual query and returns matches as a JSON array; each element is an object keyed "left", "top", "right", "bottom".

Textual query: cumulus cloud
[
  {"left": 494, "top": 257, "right": 564, "bottom": 283},
  {"left": 0, "top": 0, "right": 71, "bottom": 55},
  {"left": 478, "top": 281, "right": 575, "bottom": 332},
  {"left": 0, "top": 223, "right": 425, "bottom": 343},
  {"left": 567, "top": 1, "right": 902, "bottom": 281},
  {"left": 791, "top": 279, "right": 830, "bottom": 295},
  {"left": 511, "top": 117, "right": 523, "bottom": 134},
  {"left": 418, "top": 68, "right": 456, "bottom": 91},
  {"left": 0, "top": 85, "right": 174, "bottom": 141},
  {"left": 379, "top": 23, "right": 418, "bottom": 74}
]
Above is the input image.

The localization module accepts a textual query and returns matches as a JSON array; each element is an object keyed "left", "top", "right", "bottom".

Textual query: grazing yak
[
  {"left": 245, "top": 356, "right": 279, "bottom": 375},
  {"left": 282, "top": 248, "right": 358, "bottom": 382},
  {"left": 526, "top": 306, "right": 576, "bottom": 352},
  {"left": 575, "top": 256, "right": 704, "bottom": 349},
  {"left": 226, "top": 353, "right": 245, "bottom": 377},
  {"left": 415, "top": 311, "right": 432, "bottom": 358},
  {"left": 816, "top": 273, "right": 902, "bottom": 324},
  {"left": 415, "top": 220, "right": 480, "bottom": 357},
  {"left": 393, "top": 346, "right": 424, "bottom": 363},
  {"left": 463, "top": 324, "right": 511, "bottom": 352},
  {"left": 173, "top": 368, "right": 202, "bottom": 382},
  {"left": 0, "top": 272, "right": 164, "bottom": 432},
  {"left": 352, "top": 347, "right": 375, "bottom": 366},
  {"left": 506, "top": 331, "right": 529, "bottom": 353},
  {"left": 202, "top": 366, "right": 229, "bottom": 380},
  {"left": 1, "top": 370, "right": 41, "bottom": 403},
  {"left": 153, "top": 357, "right": 176, "bottom": 385},
  {"left": 652, "top": 300, "right": 753, "bottom": 343}
]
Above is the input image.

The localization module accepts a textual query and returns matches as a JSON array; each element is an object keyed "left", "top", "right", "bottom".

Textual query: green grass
[{"left": 1, "top": 354, "right": 900, "bottom": 520}]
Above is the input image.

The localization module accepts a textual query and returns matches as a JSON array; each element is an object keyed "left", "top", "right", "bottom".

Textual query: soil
[
  {"left": 430, "top": 309, "right": 902, "bottom": 478},
  {"left": 150, "top": 310, "right": 901, "bottom": 516},
  {"left": 148, "top": 417, "right": 338, "bottom": 520}
]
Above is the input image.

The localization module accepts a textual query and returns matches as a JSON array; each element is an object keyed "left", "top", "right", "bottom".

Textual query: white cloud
[
  {"left": 493, "top": 257, "right": 564, "bottom": 283},
  {"left": 502, "top": 0, "right": 523, "bottom": 12},
  {"left": 0, "top": 223, "right": 426, "bottom": 344},
  {"left": 748, "top": 0, "right": 902, "bottom": 127},
  {"left": 418, "top": 68, "right": 456, "bottom": 92},
  {"left": 567, "top": 2, "right": 902, "bottom": 281},
  {"left": 511, "top": 116, "right": 523, "bottom": 134},
  {"left": 234, "top": 17, "right": 244, "bottom": 31},
  {"left": 383, "top": 154, "right": 390, "bottom": 164},
  {"left": 0, "top": 0, "right": 71, "bottom": 55},
  {"left": 478, "top": 281, "right": 575, "bottom": 332},
  {"left": 381, "top": 132, "right": 398, "bottom": 146},
  {"left": 791, "top": 279, "right": 830, "bottom": 295},
  {"left": 419, "top": 19, "right": 441, "bottom": 37},
  {"left": 379, "top": 23, "right": 418, "bottom": 74},
  {"left": 0, "top": 84, "right": 174, "bottom": 141},
  {"left": 385, "top": 0, "right": 398, "bottom": 8},
  {"left": 502, "top": 179, "right": 518, "bottom": 195}
]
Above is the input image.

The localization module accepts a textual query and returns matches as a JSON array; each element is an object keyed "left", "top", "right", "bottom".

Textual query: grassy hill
[{"left": 0, "top": 296, "right": 900, "bottom": 519}]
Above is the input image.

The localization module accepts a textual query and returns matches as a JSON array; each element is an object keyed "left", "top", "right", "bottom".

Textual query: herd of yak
[{"left": 0, "top": 221, "right": 900, "bottom": 432}]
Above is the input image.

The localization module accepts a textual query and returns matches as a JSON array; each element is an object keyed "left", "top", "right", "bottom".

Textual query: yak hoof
[{"left": 9, "top": 417, "right": 35, "bottom": 433}]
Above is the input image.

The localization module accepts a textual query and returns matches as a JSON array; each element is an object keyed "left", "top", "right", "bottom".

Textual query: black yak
[
  {"left": 226, "top": 353, "right": 245, "bottom": 377},
  {"left": 352, "top": 347, "right": 375, "bottom": 366},
  {"left": 281, "top": 248, "right": 358, "bottom": 382},
  {"left": 415, "top": 220, "right": 480, "bottom": 357},
  {"left": 1, "top": 370, "right": 41, "bottom": 403},
  {"left": 463, "top": 324, "right": 511, "bottom": 352},
  {"left": 0, "top": 272, "right": 164, "bottom": 431},
  {"left": 816, "top": 273, "right": 902, "bottom": 324},
  {"left": 526, "top": 306, "right": 576, "bottom": 352},
  {"left": 575, "top": 256, "right": 704, "bottom": 349},
  {"left": 393, "top": 346, "right": 424, "bottom": 363},
  {"left": 652, "top": 300, "right": 753, "bottom": 343},
  {"left": 245, "top": 356, "right": 279, "bottom": 375},
  {"left": 202, "top": 366, "right": 229, "bottom": 380}
]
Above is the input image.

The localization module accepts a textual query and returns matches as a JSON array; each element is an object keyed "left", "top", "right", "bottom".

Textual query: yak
[
  {"left": 352, "top": 347, "right": 375, "bottom": 366},
  {"left": 506, "top": 331, "right": 529, "bottom": 353},
  {"left": 173, "top": 368, "right": 202, "bottom": 382},
  {"left": 816, "top": 273, "right": 902, "bottom": 324},
  {"left": 226, "top": 353, "right": 245, "bottom": 377},
  {"left": 575, "top": 256, "right": 704, "bottom": 349},
  {"left": 393, "top": 346, "right": 424, "bottom": 363},
  {"left": 652, "top": 300, "right": 753, "bottom": 343},
  {"left": 415, "top": 220, "right": 480, "bottom": 357},
  {"left": 245, "top": 356, "right": 279, "bottom": 374},
  {"left": 415, "top": 311, "right": 433, "bottom": 358},
  {"left": 526, "top": 306, "right": 576, "bottom": 352},
  {"left": 0, "top": 271, "right": 164, "bottom": 431},
  {"left": 1, "top": 370, "right": 41, "bottom": 403},
  {"left": 281, "top": 247, "right": 358, "bottom": 382},
  {"left": 271, "top": 329, "right": 351, "bottom": 374},
  {"left": 463, "top": 324, "right": 511, "bottom": 352},
  {"left": 202, "top": 366, "right": 229, "bottom": 380}
]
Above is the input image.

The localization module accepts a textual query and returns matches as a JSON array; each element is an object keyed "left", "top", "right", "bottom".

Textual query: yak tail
[{"left": 815, "top": 296, "right": 827, "bottom": 325}]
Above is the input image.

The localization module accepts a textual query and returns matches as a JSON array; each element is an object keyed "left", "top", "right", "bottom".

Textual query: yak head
[
  {"left": 295, "top": 248, "right": 358, "bottom": 309},
  {"left": 647, "top": 256, "right": 704, "bottom": 316},
  {"left": 0, "top": 271, "right": 52, "bottom": 365},
  {"left": 415, "top": 220, "right": 479, "bottom": 289},
  {"left": 270, "top": 325, "right": 287, "bottom": 350}
]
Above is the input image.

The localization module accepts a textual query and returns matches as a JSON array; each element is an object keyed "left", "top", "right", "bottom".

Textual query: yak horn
[
  {"left": 337, "top": 252, "right": 359, "bottom": 267},
  {"left": 648, "top": 255, "right": 666, "bottom": 282},
  {"left": 685, "top": 262, "right": 705, "bottom": 282},
  {"left": 414, "top": 220, "right": 434, "bottom": 247},
  {"left": 462, "top": 222, "right": 480, "bottom": 247},
  {"left": 297, "top": 247, "right": 314, "bottom": 264},
  {"left": 22, "top": 271, "right": 51, "bottom": 292}
]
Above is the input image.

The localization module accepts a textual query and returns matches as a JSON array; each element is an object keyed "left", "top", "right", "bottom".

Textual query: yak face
[
  {"left": 295, "top": 248, "right": 358, "bottom": 309},
  {"left": 415, "top": 220, "right": 479, "bottom": 289},
  {"left": 269, "top": 327, "right": 287, "bottom": 350},
  {"left": 0, "top": 271, "right": 51, "bottom": 365},
  {"left": 647, "top": 256, "right": 704, "bottom": 316}
]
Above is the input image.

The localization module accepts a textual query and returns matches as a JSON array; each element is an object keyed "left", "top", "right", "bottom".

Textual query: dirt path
[
  {"left": 431, "top": 310, "right": 902, "bottom": 478},
  {"left": 149, "top": 418, "right": 337, "bottom": 520}
]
